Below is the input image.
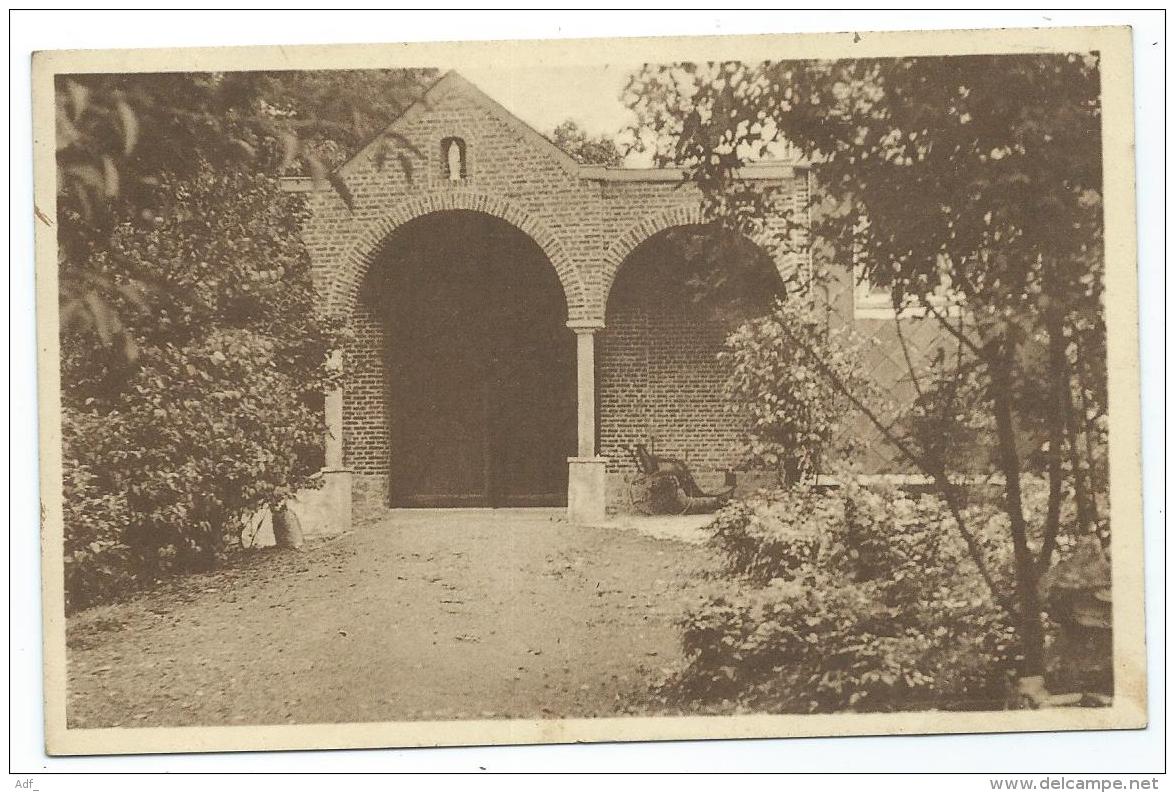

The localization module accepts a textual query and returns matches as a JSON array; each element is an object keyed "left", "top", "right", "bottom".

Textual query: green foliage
[
  {"left": 549, "top": 119, "right": 624, "bottom": 166},
  {"left": 61, "top": 413, "right": 136, "bottom": 609},
  {"left": 253, "top": 68, "right": 437, "bottom": 172},
  {"left": 626, "top": 55, "right": 1103, "bottom": 311},
  {"left": 55, "top": 68, "right": 433, "bottom": 609},
  {"left": 60, "top": 170, "right": 339, "bottom": 611},
  {"left": 663, "top": 485, "right": 1020, "bottom": 713},
  {"left": 626, "top": 53, "right": 1109, "bottom": 676},
  {"left": 720, "top": 298, "right": 872, "bottom": 484},
  {"left": 706, "top": 495, "right": 826, "bottom": 585},
  {"left": 55, "top": 68, "right": 435, "bottom": 356}
]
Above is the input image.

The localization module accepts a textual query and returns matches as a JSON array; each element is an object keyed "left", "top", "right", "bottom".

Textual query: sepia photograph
[{"left": 30, "top": 22, "right": 1147, "bottom": 758}]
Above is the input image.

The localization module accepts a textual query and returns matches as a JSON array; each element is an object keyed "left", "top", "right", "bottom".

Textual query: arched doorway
[
  {"left": 597, "top": 224, "right": 783, "bottom": 497},
  {"left": 366, "top": 210, "right": 576, "bottom": 507}
]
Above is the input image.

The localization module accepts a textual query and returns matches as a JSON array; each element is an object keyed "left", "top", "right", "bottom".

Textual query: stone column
[
  {"left": 324, "top": 351, "right": 345, "bottom": 469},
  {"left": 566, "top": 319, "right": 607, "bottom": 525},
  {"left": 291, "top": 349, "right": 352, "bottom": 536}
]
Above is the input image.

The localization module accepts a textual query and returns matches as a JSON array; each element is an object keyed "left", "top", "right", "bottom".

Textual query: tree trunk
[
  {"left": 1018, "top": 577, "right": 1047, "bottom": 677},
  {"left": 1037, "top": 297, "right": 1069, "bottom": 575},
  {"left": 273, "top": 504, "right": 305, "bottom": 550},
  {"left": 990, "top": 346, "right": 1046, "bottom": 677}
]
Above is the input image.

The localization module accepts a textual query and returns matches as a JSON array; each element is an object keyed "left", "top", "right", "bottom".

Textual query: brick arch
[
  {"left": 595, "top": 204, "right": 784, "bottom": 319},
  {"left": 327, "top": 190, "right": 587, "bottom": 320}
]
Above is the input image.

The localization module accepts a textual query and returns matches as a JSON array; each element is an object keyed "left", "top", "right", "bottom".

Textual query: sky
[
  {"left": 449, "top": 63, "right": 794, "bottom": 167},
  {"left": 452, "top": 63, "right": 655, "bottom": 165}
]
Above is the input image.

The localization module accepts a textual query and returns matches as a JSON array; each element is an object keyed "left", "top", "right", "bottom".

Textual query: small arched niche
[{"left": 441, "top": 136, "right": 467, "bottom": 181}]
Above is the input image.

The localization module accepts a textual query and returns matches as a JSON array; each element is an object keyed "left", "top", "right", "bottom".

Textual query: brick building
[{"left": 283, "top": 71, "right": 930, "bottom": 532}]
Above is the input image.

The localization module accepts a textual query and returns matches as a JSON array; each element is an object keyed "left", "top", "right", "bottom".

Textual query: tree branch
[
  {"left": 892, "top": 312, "right": 926, "bottom": 404},
  {"left": 780, "top": 322, "right": 1020, "bottom": 619},
  {"left": 922, "top": 300, "right": 988, "bottom": 361}
]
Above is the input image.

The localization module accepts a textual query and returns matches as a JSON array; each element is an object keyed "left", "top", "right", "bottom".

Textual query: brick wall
[
  {"left": 342, "top": 299, "right": 390, "bottom": 478},
  {"left": 297, "top": 74, "right": 809, "bottom": 326},
  {"left": 598, "top": 229, "right": 765, "bottom": 481},
  {"left": 293, "top": 71, "right": 932, "bottom": 517}
]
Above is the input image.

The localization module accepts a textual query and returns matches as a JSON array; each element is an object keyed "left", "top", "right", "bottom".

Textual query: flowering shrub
[
  {"left": 60, "top": 169, "right": 339, "bottom": 611},
  {"left": 720, "top": 299, "right": 872, "bottom": 485},
  {"left": 661, "top": 484, "right": 1020, "bottom": 712}
]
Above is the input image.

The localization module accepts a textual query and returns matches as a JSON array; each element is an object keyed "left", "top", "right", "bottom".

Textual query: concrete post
[
  {"left": 324, "top": 350, "right": 344, "bottom": 469},
  {"left": 290, "top": 348, "right": 352, "bottom": 536},
  {"left": 571, "top": 323, "right": 600, "bottom": 457},
  {"left": 566, "top": 320, "right": 606, "bottom": 525}
]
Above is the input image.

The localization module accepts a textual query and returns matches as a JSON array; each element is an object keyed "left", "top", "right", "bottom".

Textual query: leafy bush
[
  {"left": 707, "top": 493, "right": 828, "bottom": 585},
  {"left": 720, "top": 299, "right": 872, "bottom": 485},
  {"left": 662, "top": 484, "right": 1020, "bottom": 713},
  {"left": 60, "top": 168, "right": 339, "bottom": 611},
  {"left": 62, "top": 410, "right": 136, "bottom": 609}
]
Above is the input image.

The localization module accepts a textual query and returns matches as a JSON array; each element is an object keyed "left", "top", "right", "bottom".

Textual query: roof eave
[{"left": 579, "top": 161, "right": 807, "bottom": 182}]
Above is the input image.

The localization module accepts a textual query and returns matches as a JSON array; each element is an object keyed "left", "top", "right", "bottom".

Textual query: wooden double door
[{"left": 380, "top": 211, "right": 576, "bottom": 507}]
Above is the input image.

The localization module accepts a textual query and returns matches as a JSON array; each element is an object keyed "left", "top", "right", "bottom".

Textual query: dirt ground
[{"left": 65, "top": 509, "right": 715, "bottom": 728}]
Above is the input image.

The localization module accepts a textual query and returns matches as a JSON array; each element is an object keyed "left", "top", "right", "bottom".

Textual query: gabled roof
[
  {"left": 286, "top": 70, "right": 804, "bottom": 192},
  {"left": 336, "top": 69, "right": 583, "bottom": 179}
]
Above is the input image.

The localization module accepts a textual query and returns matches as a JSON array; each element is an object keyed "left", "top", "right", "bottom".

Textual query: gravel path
[{"left": 66, "top": 509, "right": 714, "bottom": 728}]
